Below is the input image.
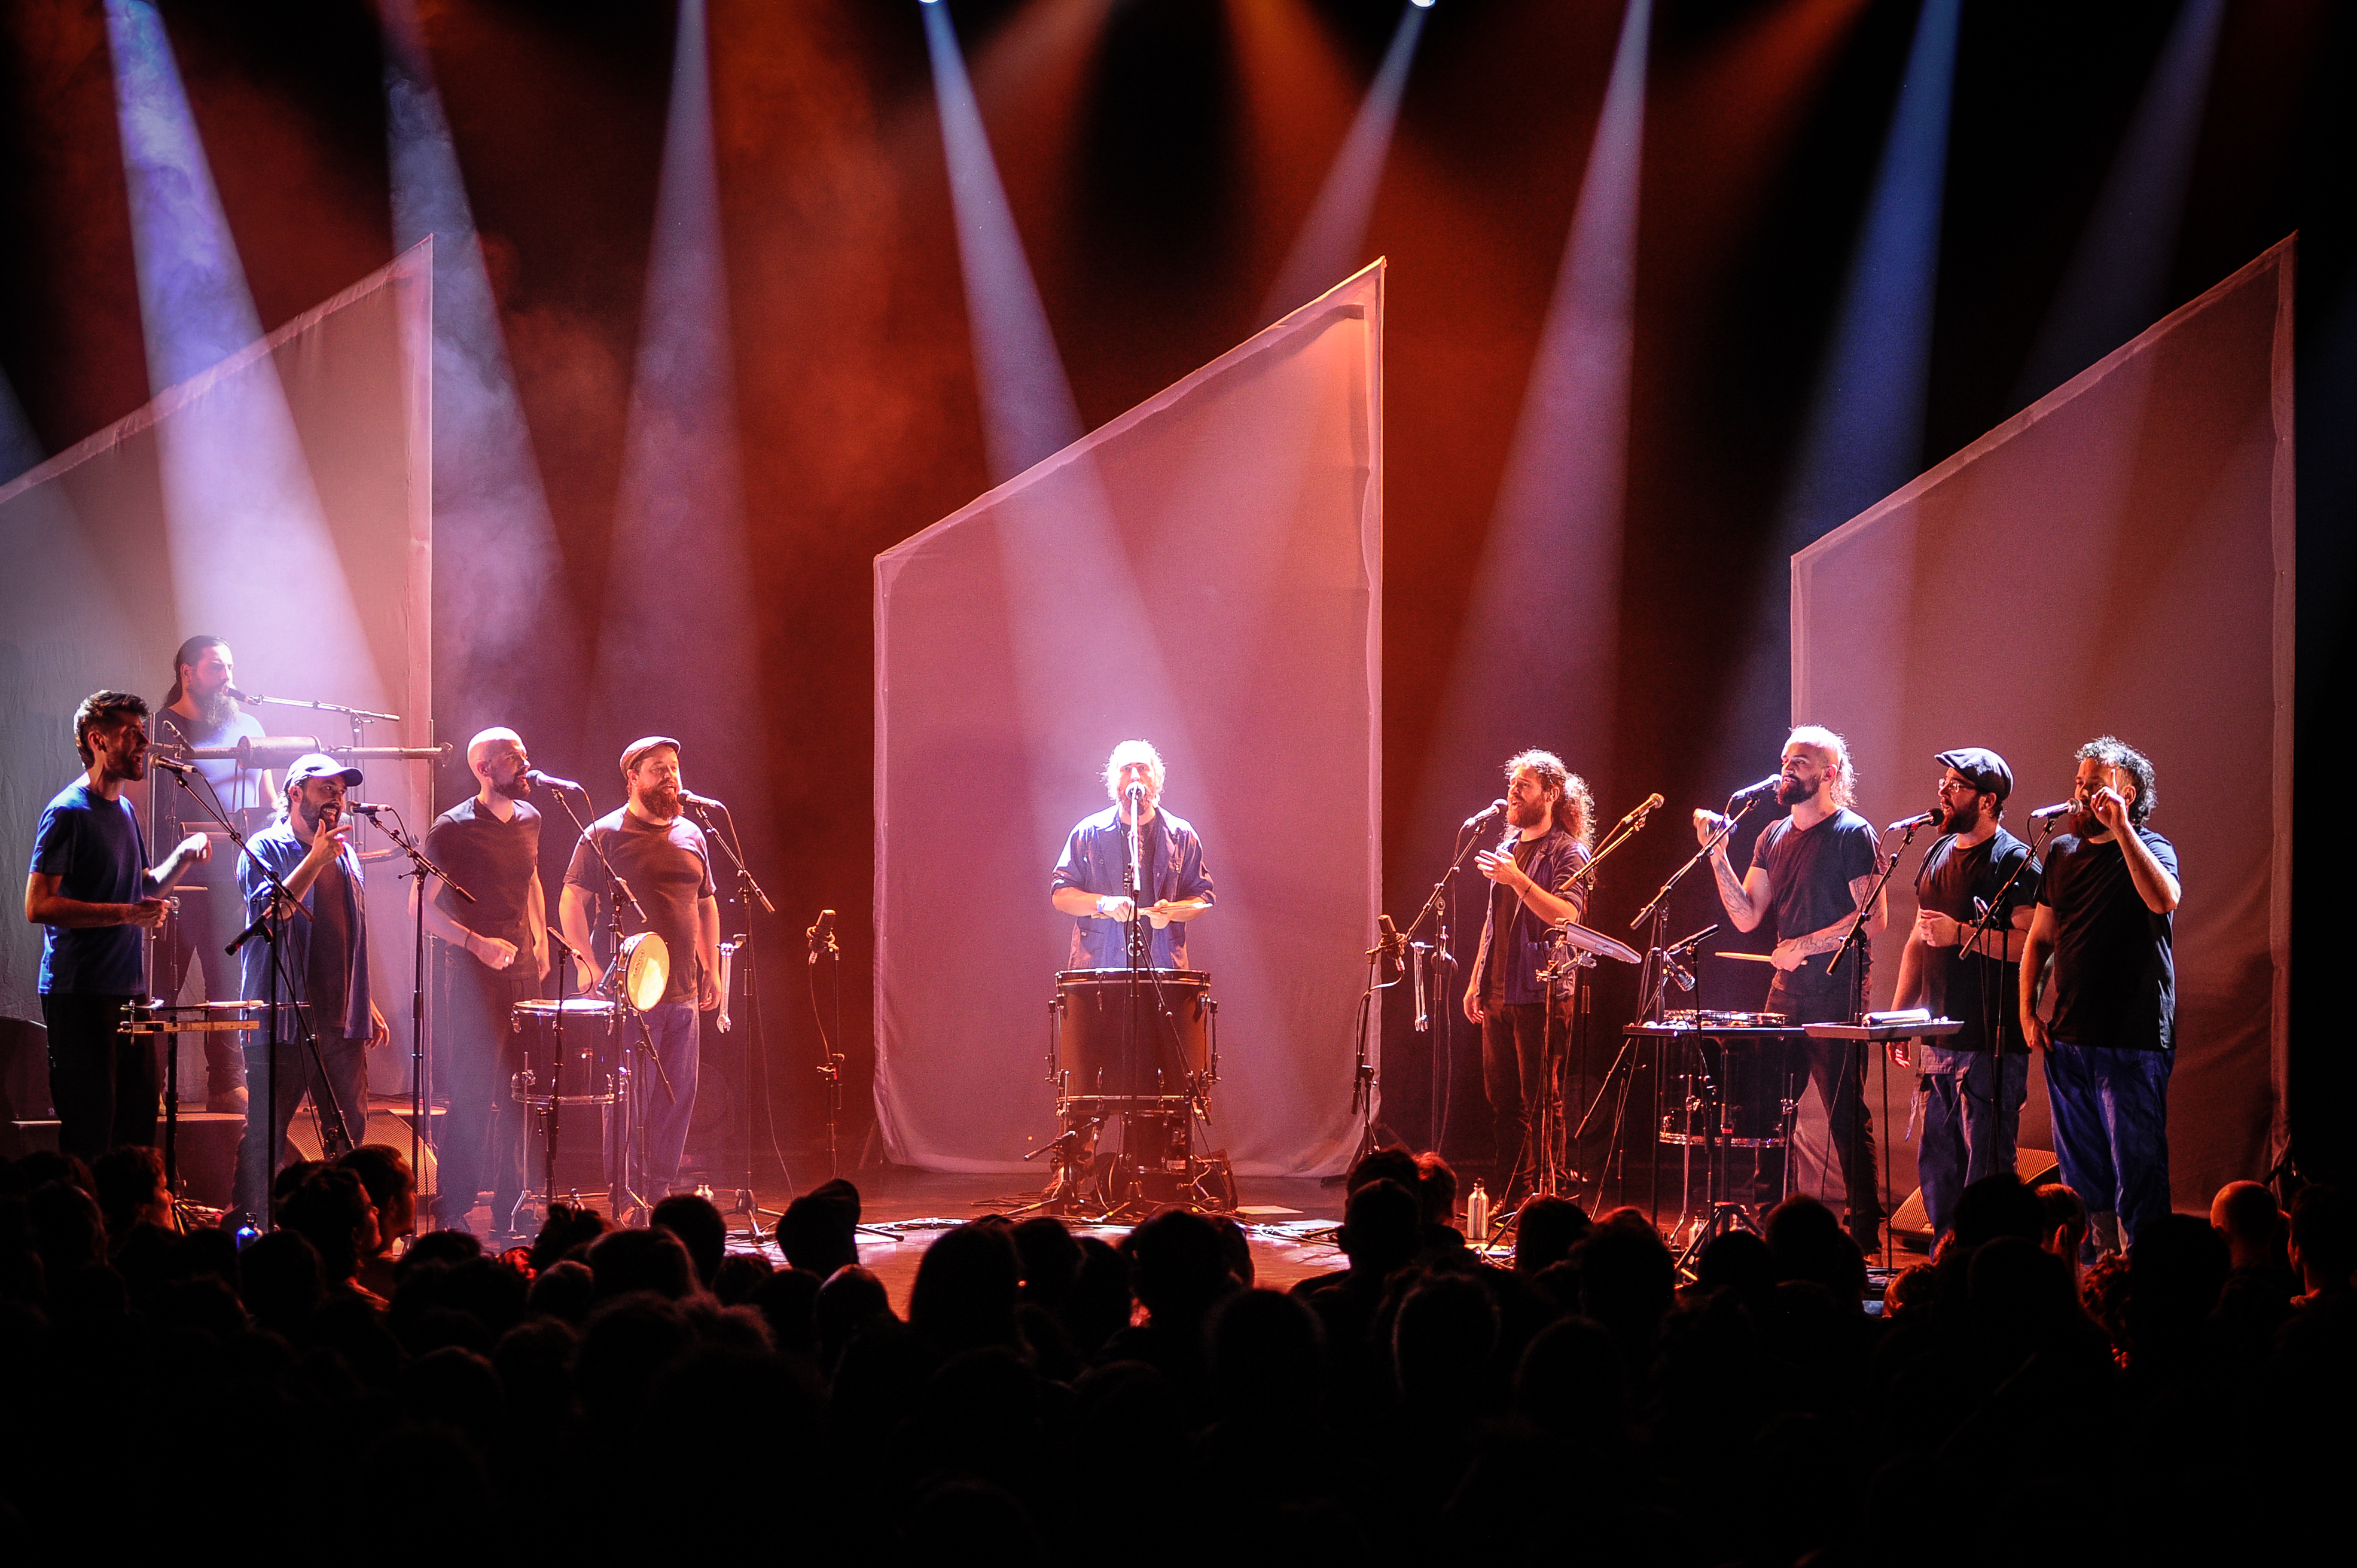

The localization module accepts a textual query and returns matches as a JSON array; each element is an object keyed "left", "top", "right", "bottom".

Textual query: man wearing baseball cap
[
  {"left": 558, "top": 737, "right": 720, "bottom": 1205},
  {"left": 1892, "top": 746, "right": 2041, "bottom": 1243},
  {"left": 231, "top": 751, "right": 389, "bottom": 1224}
]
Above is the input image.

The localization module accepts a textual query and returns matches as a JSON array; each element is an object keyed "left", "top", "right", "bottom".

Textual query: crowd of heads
[{"left": 2, "top": 1139, "right": 2349, "bottom": 1558}]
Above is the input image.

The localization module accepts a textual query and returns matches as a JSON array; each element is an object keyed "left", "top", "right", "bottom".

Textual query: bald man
[{"left": 419, "top": 727, "right": 550, "bottom": 1236}]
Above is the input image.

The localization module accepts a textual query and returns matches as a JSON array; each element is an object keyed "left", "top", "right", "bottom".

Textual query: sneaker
[{"left": 206, "top": 1086, "right": 249, "bottom": 1115}]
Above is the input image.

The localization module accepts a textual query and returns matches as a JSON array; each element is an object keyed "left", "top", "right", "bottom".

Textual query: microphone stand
[
  {"left": 362, "top": 806, "right": 475, "bottom": 1228},
  {"left": 1956, "top": 814, "right": 2058, "bottom": 1206},
  {"left": 1630, "top": 797, "right": 1755, "bottom": 1024},
  {"left": 685, "top": 795, "right": 783, "bottom": 1243},
  {"left": 807, "top": 912, "right": 844, "bottom": 1180},
  {"left": 543, "top": 782, "right": 658, "bottom": 1219},
  {"left": 1391, "top": 810, "right": 1498, "bottom": 1162},
  {"left": 1822, "top": 817, "right": 1921, "bottom": 1267}
]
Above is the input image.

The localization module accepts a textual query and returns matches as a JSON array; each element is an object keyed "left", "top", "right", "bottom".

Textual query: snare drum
[
  {"left": 1052, "top": 969, "right": 1214, "bottom": 1101},
  {"left": 510, "top": 998, "right": 622, "bottom": 1108}
]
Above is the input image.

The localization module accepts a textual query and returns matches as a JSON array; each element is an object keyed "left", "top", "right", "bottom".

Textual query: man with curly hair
[
  {"left": 1463, "top": 749, "right": 1593, "bottom": 1201},
  {"left": 2021, "top": 736, "right": 2180, "bottom": 1259}
]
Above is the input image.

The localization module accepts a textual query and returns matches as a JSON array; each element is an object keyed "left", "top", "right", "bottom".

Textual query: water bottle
[{"left": 1466, "top": 1179, "right": 1490, "bottom": 1240}]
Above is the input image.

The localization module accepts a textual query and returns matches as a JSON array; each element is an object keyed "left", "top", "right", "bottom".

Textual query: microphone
[
  {"left": 1886, "top": 808, "right": 1944, "bottom": 834},
  {"left": 2028, "top": 801, "right": 2076, "bottom": 821},
  {"left": 1727, "top": 773, "right": 1782, "bottom": 801},
  {"left": 1377, "top": 913, "right": 1407, "bottom": 974},
  {"left": 346, "top": 801, "right": 395, "bottom": 818},
  {"left": 150, "top": 756, "right": 196, "bottom": 776},
  {"left": 222, "top": 685, "right": 255, "bottom": 703},
  {"left": 681, "top": 789, "right": 726, "bottom": 810},
  {"left": 1463, "top": 799, "right": 1508, "bottom": 828},
  {"left": 525, "top": 768, "right": 585, "bottom": 793},
  {"left": 1618, "top": 791, "right": 1665, "bottom": 824}
]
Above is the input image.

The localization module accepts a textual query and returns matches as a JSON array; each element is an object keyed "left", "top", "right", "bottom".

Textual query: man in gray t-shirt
[{"left": 560, "top": 737, "right": 720, "bottom": 1202}]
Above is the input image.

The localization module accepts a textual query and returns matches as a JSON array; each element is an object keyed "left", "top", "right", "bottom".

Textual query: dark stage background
[{"left": 0, "top": 1, "right": 2350, "bottom": 1190}]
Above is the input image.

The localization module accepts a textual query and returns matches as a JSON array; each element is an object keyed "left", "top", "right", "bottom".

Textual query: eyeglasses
[{"left": 1935, "top": 779, "right": 1983, "bottom": 795}]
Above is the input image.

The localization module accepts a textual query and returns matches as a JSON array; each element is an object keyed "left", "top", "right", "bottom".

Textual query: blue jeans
[
  {"left": 234, "top": 1023, "right": 371, "bottom": 1222},
  {"left": 1915, "top": 1050, "right": 2030, "bottom": 1241},
  {"left": 633, "top": 999, "right": 703, "bottom": 1198},
  {"left": 2044, "top": 1041, "right": 2172, "bottom": 1252}
]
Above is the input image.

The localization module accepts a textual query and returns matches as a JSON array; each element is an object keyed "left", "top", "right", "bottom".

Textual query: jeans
[
  {"left": 233, "top": 1021, "right": 371, "bottom": 1222},
  {"left": 435, "top": 944, "right": 533, "bottom": 1228},
  {"left": 1915, "top": 1049, "right": 2031, "bottom": 1241},
  {"left": 41, "top": 992, "right": 154, "bottom": 1163},
  {"left": 1800, "top": 1038, "right": 1885, "bottom": 1247},
  {"left": 633, "top": 999, "right": 703, "bottom": 1198},
  {"left": 2044, "top": 1041, "right": 2172, "bottom": 1253}
]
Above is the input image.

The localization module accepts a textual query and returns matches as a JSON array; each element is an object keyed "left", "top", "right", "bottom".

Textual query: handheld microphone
[
  {"left": 150, "top": 756, "right": 196, "bottom": 776},
  {"left": 525, "top": 768, "right": 585, "bottom": 793},
  {"left": 1886, "top": 808, "right": 1944, "bottom": 834},
  {"left": 346, "top": 802, "right": 395, "bottom": 818},
  {"left": 1727, "top": 773, "right": 1782, "bottom": 803},
  {"left": 1463, "top": 799, "right": 1508, "bottom": 828},
  {"left": 2028, "top": 801, "right": 2076, "bottom": 821}
]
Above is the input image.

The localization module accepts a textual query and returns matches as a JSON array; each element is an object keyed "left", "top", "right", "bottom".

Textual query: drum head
[
  {"left": 620, "top": 931, "right": 670, "bottom": 1011},
  {"left": 513, "top": 997, "right": 620, "bottom": 1020}
]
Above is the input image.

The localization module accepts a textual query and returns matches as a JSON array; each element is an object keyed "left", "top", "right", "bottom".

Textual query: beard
[
  {"left": 193, "top": 687, "right": 237, "bottom": 731},
  {"left": 1942, "top": 798, "right": 1979, "bottom": 835},
  {"left": 298, "top": 798, "right": 340, "bottom": 835},
  {"left": 1776, "top": 774, "right": 1815, "bottom": 808},
  {"left": 495, "top": 771, "right": 533, "bottom": 800},
  {"left": 1508, "top": 797, "right": 1549, "bottom": 831},
  {"left": 638, "top": 781, "right": 681, "bottom": 818}
]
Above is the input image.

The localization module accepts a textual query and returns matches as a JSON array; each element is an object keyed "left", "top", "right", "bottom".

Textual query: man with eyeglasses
[
  {"left": 2020, "top": 736, "right": 2180, "bottom": 1259},
  {"left": 231, "top": 752, "right": 390, "bottom": 1224},
  {"left": 1891, "top": 748, "right": 2039, "bottom": 1244}
]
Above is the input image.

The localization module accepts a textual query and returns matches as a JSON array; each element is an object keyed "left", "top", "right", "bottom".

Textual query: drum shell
[
  {"left": 1659, "top": 1035, "right": 1795, "bottom": 1149},
  {"left": 1054, "top": 969, "right": 1210, "bottom": 1099},
  {"left": 510, "top": 1000, "right": 623, "bottom": 1108}
]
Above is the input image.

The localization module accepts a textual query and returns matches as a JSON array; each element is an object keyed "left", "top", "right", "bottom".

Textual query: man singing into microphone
[
  {"left": 1891, "top": 748, "right": 2039, "bottom": 1245},
  {"left": 1050, "top": 741, "right": 1215, "bottom": 971},
  {"left": 1694, "top": 725, "right": 1888, "bottom": 1251},
  {"left": 560, "top": 737, "right": 721, "bottom": 1203},
  {"left": 2020, "top": 736, "right": 2180, "bottom": 1259},
  {"left": 419, "top": 727, "right": 550, "bottom": 1236},
  {"left": 1461, "top": 751, "right": 1593, "bottom": 1201},
  {"left": 154, "top": 634, "right": 270, "bottom": 1113},
  {"left": 233, "top": 753, "right": 391, "bottom": 1223}
]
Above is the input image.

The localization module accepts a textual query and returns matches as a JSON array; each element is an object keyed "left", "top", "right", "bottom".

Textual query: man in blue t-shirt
[
  {"left": 1694, "top": 724, "right": 1889, "bottom": 1251},
  {"left": 2021, "top": 736, "right": 2182, "bottom": 1259},
  {"left": 23, "top": 691, "right": 212, "bottom": 1162}
]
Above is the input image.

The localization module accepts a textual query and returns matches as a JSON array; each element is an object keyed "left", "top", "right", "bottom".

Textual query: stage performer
[
  {"left": 560, "top": 737, "right": 720, "bottom": 1202},
  {"left": 232, "top": 753, "right": 389, "bottom": 1223},
  {"left": 2020, "top": 736, "right": 2179, "bottom": 1259},
  {"left": 24, "top": 692, "right": 211, "bottom": 1162},
  {"left": 1890, "top": 748, "right": 2039, "bottom": 1244},
  {"left": 1050, "top": 740, "right": 1215, "bottom": 971},
  {"left": 1460, "top": 750, "right": 1593, "bottom": 1201},
  {"left": 419, "top": 727, "right": 550, "bottom": 1237},
  {"left": 154, "top": 633, "right": 270, "bottom": 1113},
  {"left": 1694, "top": 725, "right": 1889, "bottom": 1252}
]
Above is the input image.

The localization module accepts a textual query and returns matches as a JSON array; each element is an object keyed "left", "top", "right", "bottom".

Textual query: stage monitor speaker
[
  {"left": 289, "top": 1104, "right": 439, "bottom": 1197},
  {"left": 1889, "top": 1147, "right": 2061, "bottom": 1250}
]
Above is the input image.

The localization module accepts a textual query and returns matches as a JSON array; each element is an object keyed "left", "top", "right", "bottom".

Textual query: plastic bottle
[{"left": 1466, "top": 1179, "right": 1490, "bottom": 1240}]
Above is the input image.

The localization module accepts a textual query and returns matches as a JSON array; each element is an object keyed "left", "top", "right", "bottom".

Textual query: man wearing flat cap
[
  {"left": 559, "top": 737, "right": 720, "bottom": 1202},
  {"left": 233, "top": 751, "right": 390, "bottom": 1223},
  {"left": 1891, "top": 746, "right": 2039, "bottom": 1244}
]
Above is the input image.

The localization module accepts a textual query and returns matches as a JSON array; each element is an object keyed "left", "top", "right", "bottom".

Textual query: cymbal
[{"left": 1551, "top": 921, "right": 1642, "bottom": 965}]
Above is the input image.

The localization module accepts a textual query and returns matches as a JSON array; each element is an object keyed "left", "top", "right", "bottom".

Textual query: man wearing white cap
[
  {"left": 231, "top": 752, "right": 389, "bottom": 1223},
  {"left": 559, "top": 736, "right": 719, "bottom": 1201}
]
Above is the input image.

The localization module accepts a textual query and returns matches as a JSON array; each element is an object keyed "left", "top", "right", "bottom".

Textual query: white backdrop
[
  {"left": 1789, "top": 239, "right": 2294, "bottom": 1210},
  {"left": 0, "top": 246, "right": 434, "bottom": 1091},
  {"left": 874, "top": 265, "right": 1384, "bottom": 1175}
]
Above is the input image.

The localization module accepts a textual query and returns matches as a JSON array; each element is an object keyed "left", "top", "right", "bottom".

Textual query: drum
[
  {"left": 1657, "top": 1033, "right": 1797, "bottom": 1150},
  {"left": 618, "top": 931, "right": 670, "bottom": 1011},
  {"left": 1052, "top": 969, "right": 1213, "bottom": 1101},
  {"left": 509, "top": 998, "right": 622, "bottom": 1109}
]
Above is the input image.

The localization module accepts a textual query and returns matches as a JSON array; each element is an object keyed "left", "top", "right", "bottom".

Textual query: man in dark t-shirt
[
  {"left": 2023, "top": 736, "right": 2181, "bottom": 1258},
  {"left": 420, "top": 727, "right": 550, "bottom": 1236},
  {"left": 560, "top": 737, "right": 719, "bottom": 1204},
  {"left": 26, "top": 692, "right": 211, "bottom": 1162},
  {"left": 1694, "top": 725, "right": 1888, "bottom": 1250},
  {"left": 1892, "top": 747, "right": 2041, "bottom": 1243},
  {"left": 1462, "top": 749, "right": 1594, "bottom": 1198}
]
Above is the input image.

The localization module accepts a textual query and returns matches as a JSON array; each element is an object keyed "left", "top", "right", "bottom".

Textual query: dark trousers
[
  {"left": 437, "top": 943, "right": 532, "bottom": 1228},
  {"left": 1480, "top": 1001, "right": 1562, "bottom": 1193},
  {"left": 1915, "top": 1050, "right": 2030, "bottom": 1241},
  {"left": 233, "top": 1023, "right": 371, "bottom": 1222},
  {"left": 2045, "top": 1041, "right": 2172, "bottom": 1252},
  {"left": 1799, "top": 1038, "right": 1884, "bottom": 1247},
  {"left": 40, "top": 992, "right": 154, "bottom": 1163},
  {"left": 158, "top": 883, "right": 247, "bottom": 1094}
]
